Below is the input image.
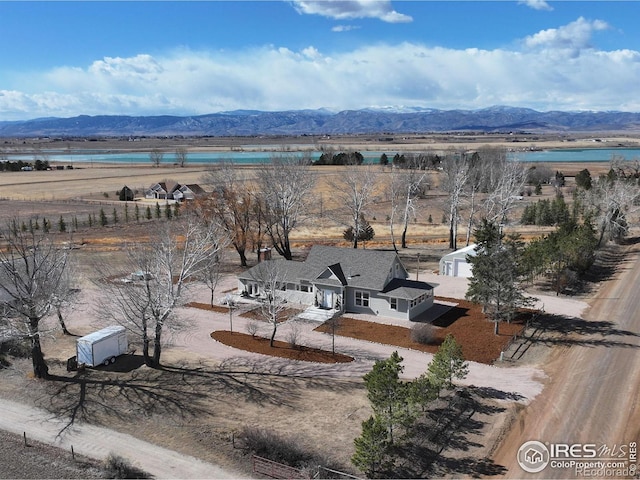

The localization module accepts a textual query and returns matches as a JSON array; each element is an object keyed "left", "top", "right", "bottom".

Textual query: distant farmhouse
[
  {"left": 238, "top": 245, "right": 435, "bottom": 321},
  {"left": 145, "top": 182, "right": 205, "bottom": 201}
]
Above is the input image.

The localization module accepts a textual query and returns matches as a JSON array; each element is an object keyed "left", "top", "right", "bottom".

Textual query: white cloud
[
  {"left": 524, "top": 17, "right": 610, "bottom": 51},
  {"left": 292, "top": 0, "right": 412, "bottom": 23},
  {"left": 1, "top": 18, "right": 639, "bottom": 120},
  {"left": 518, "top": 0, "right": 553, "bottom": 12},
  {"left": 332, "top": 24, "right": 360, "bottom": 32}
]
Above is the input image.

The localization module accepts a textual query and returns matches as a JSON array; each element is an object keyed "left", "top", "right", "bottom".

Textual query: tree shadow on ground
[
  {"left": 389, "top": 387, "right": 508, "bottom": 478},
  {"left": 38, "top": 356, "right": 359, "bottom": 437},
  {"left": 527, "top": 313, "right": 640, "bottom": 348}
]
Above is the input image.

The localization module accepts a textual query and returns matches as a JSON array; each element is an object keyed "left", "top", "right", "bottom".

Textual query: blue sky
[{"left": 1, "top": 1, "right": 639, "bottom": 120}]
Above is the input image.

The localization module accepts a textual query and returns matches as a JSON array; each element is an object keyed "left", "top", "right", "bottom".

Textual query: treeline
[
  {"left": 0, "top": 159, "right": 50, "bottom": 171},
  {"left": 521, "top": 195, "right": 571, "bottom": 225},
  {"left": 522, "top": 219, "right": 598, "bottom": 294},
  {"left": 16, "top": 202, "right": 180, "bottom": 234},
  {"left": 313, "top": 150, "right": 443, "bottom": 169}
]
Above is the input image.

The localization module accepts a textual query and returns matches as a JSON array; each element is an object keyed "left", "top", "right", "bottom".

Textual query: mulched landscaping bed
[
  {"left": 314, "top": 297, "right": 528, "bottom": 364},
  {"left": 191, "top": 297, "right": 529, "bottom": 364},
  {"left": 211, "top": 331, "right": 354, "bottom": 364}
]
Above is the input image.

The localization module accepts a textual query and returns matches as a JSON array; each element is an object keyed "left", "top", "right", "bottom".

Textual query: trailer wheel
[
  {"left": 103, "top": 358, "right": 110, "bottom": 366},
  {"left": 110, "top": 356, "right": 116, "bottom": 364}
]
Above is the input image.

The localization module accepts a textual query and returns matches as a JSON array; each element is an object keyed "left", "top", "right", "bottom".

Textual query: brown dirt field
[{"left": 0, "top": 429, "right": 105, "bottom": 479}]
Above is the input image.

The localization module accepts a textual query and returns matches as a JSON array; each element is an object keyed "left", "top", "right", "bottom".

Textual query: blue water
[
  {"left": 5, "top": 147, "right": 640, "bottom": 165},
  {"left": 508, "top": 148, "right": 640, "bottom": 163}
]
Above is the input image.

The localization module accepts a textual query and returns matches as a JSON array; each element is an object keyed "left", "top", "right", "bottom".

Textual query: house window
[
  {"left": 300, "top": 285, "right": 310, "bottom": 293},
  {"left": 355, "top": 291, "right": 370, "bottom": 307},
  {"left": 390, "top": 298, "right": 397, "bottom": 310}
]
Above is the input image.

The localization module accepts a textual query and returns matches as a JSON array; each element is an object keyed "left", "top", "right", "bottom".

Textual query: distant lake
[
  {"left": 5, "top": 147, "right": 640, "bottom": 165},
  {"left": 508, "top": 147, "right": 640, "bottom": 163}
]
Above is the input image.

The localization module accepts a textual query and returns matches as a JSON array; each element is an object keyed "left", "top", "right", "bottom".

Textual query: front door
[{"left": 322, "top": 290, "right": 333, "bottom": 309}]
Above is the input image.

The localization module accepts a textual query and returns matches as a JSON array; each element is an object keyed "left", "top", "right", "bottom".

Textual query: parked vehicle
[{"left": 74, "top": 325, "right": 128, "bottom": 368}]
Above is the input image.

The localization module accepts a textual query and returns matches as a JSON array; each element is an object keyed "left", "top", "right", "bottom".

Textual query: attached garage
[{"left": 439, "top": 244, "right": 476, "bottom": 278}]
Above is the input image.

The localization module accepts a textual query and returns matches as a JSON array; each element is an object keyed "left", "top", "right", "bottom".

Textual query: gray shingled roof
[
  {"left": 379, "top": 278, "right": 434, "bottom": 300},
  {"left": 238, "top": 245, "right": 407, "bottom": 291}
]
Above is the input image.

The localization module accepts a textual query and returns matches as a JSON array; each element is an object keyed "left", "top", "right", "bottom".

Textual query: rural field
[{"left": 0, "top": 133, "right": 639, "bottom": 479}]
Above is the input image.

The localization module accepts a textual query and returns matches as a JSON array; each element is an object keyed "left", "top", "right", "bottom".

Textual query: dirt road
[
  {"left": 492, "top": 241, "right": 640, "bottom": 478},
  {"left": 0, "top": 398, "right": 246, "bottom": 479}
]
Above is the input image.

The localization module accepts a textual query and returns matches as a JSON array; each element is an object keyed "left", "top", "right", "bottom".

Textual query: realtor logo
[{"left": 518, "top": 441, "right": 550, "bottom": 473}]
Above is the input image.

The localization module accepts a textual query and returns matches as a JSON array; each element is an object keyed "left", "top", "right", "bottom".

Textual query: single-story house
[
  {"left": 173, "top": 184, "right": 206, "bottom": 202},
  {"left": 238, "top": 245, "right": 435, "bottom": 321},
  {"left": 439, "top": 244, "right": 477, "bottom": 278}
]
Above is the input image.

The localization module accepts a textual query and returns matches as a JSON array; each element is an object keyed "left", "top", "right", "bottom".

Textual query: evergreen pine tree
[
  {"left": 100, "top": 208, "right": 107, "bottom": 226},
  {"left": 58, "top": 215, "right": 66, "bottom": 232},
  {"left": 351, "top": 416, "right": 393, "bottom": 478},
  {"left": 427, "top": 334, "right": 469, "bottom": 392}
]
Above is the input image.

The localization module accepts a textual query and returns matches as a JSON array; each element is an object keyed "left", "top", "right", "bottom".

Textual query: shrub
[
  {"left": 286, "top": 324, "right": 301, "bottom": 349},
  {"left": 410, "top": 323, "right": 437, "bottom": 345},
  {"left": 237, "top": 427, "right": 310, "bottom": 466},
  {"left": 103, "top": 453, "right": 150, "bottom": 479},
  {"left": 0, "top": 336, "right": 31, "bottom": 368},
  {"left": 246, "top": 321, "right": 259, "bottom": 338}
]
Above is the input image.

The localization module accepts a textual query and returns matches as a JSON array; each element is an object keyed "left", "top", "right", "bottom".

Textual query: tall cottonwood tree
[
  {"left": 482, "top": 150, "right": 527, "bottom": 225},
  {"left": 388, "top": 164, "right": 427, "bottom": 250},
  {"left": 257, "top": 155, "right": 315, "bottom": 260},
  {"left": 96, "top": 215, "right": 227, "bottom": 366},
  {"left": 200, "top": 162, "right": 258, "bottom": 266},
  {"left": 441, "top": 150, "right": 469, "bottom": 250},
  {"left": 0, "top": 222, "right": 72, "bottom": 378},
  {"left": 331, "top": 164, "right": 380, "bottom": 249},
  {"left": 582, "top": 175, "right": 640, "bottom": 246}
]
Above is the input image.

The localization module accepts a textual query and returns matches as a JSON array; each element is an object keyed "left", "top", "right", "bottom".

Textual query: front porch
[{"left": 297, "top": 306, "right": 338, "bottom": 322}]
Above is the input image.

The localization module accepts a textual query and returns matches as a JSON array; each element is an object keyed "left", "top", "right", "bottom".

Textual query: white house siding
[{"left": 346, "top": 289, "right": 410, "bottom": 320}]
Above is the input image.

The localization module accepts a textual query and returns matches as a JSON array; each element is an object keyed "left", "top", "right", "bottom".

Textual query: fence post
[
  {"left": 23, "top": 432, "right": 27, "bottom": 446},
  {"left": 71, "top": 445, "right": 75, "bottom": 460}
]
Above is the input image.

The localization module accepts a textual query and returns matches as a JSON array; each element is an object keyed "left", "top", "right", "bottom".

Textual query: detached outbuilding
[{"left": 439, "top": 244, "right": 477, "bottom": 278}]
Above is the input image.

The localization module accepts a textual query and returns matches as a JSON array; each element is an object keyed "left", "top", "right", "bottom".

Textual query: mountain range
[{"left": 1, "top": 106, "right": 640, "bottom": 137}]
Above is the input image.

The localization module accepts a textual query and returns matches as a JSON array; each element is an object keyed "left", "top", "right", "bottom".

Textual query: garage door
[{"left": 454, "top": 258, "right": 473, "bottom": 278}]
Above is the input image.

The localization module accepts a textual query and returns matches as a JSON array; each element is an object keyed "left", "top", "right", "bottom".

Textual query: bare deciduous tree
[
  {"left": 388, "top": 164, "right": 427, "bottom": 250},
  {"left": 250, "top": 259, "right": 290, "bottom": 347},
  {"left": 482, "top": 149, "right": 527, "bottom": 226},
  {"left": 175, "top": 147, "right": 188, "bottom": 167},
  {"left": 583, "top": 175, "right": 640, "bottom": 246},
  {"left": 149, "top": 148, "right": 164, "bottom": 167},
  {"left": 200, "top": 162, "right": 258, "bottom": 266},
  {"left": 331, "top": 164, "right": 380, "bottom": 249},
  {"left": 0, "top": 222, "right": 72, "bottom": 378},
  {"left": 441, "top": 150, "right": 469, "bottom": 250},
  {"left": 95, "top": 216, "right": 228, "bottom": 367},
  {"left": 257, "top": 155, "right": 315, "bottom": 260}
]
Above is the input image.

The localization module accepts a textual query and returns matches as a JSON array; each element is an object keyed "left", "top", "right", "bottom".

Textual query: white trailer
[{"left": 76, "top": 325, "right": 128, "bottom": 367}]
